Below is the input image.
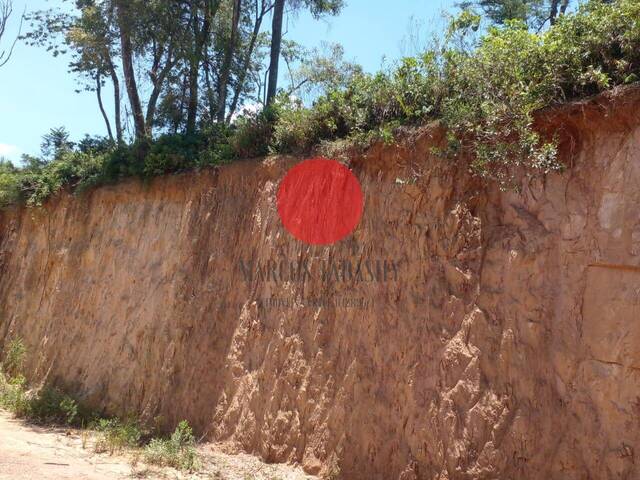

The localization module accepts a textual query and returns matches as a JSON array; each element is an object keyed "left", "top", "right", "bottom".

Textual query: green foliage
[
  {"left": 0, "top": 160, "right": 20, "bottom": 207},
  {"left": 93, "top": 417, "right": 144, "bottom": 454},
  {"left": 0, "top": 128, "right": 238, "bottom": 207},
  {"left": 270, "top": 95, "right": 338, "bottom": 153},
  {"left": 0, "top": 342, "right": 200, "bottom": 473},
  {"left": 41, "top": 126, "right": 75, "bottom": 161},
  {"left": 143, "top": 420, "right": 200, "bottom": 472},
  {"left": 19, "top": 151, "right": 109, "bottom": 206},
  {"left": 1, "top": 0, "right": 639, "bottom": 206},
  {"left": 271, "top": 52, "right": 443, "bottom": 153},
  {"left": 0, "top": 339, "right": 85, "bottom": 425},
  {"left": 282, "top": 42, "right": 362, "bottom": 100},
  {"left": 230, "top": 106, "right": 278, "bottom": 158},
  {"left": 0, "top": 372, "right": 29, "bottom": 414},
  {"left": 459, "top": 0, "right": 553, "bottom": 28},
  {"left": 24, "top": 386, "right": 83, "bottom": 425},
  {"left": 0, "top": 380, "right": 83, "bottom": 426},
  {"left": 441, "top": 20, "right": 561, "bottom": 187},
  {"left": 543, "top": 0, "right": 640, "bottom": 97},
  {"left": 0, "top": 343, "right": 202, "bottom": 475},
  {"left": 1, "top": 337, "right": 26, "bottom": 378},
  {"left": 441, "top": 0, "right": 640, "bottom": 186},
  {"left": 0, "top": 338, "right": 28, "bottom": 411},
  {"left": 276, "top": 0, "right": 640, "bottom": 187}
]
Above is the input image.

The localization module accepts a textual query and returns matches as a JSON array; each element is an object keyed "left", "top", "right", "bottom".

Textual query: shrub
[
  {"left": 0, "top": 373, "right": 30, "bottom": 414},
  {"left": 0, "top": 338, "right": 86, "bottom": 425},
  {"left": 441, "top": 0, "right": 640, "bottom": 186},
  {"left": 200, "top": 123, "right": 237, "bottom": 165},
  {"left": 544, "top": 0, "right": 640, "bottom": 98},
  {"left": 1, "top": 337, "right": 27, "bottom": 377},
  {"left": 441, "top": 20, "right": 561, "bottom": 187},
  {"left": 230, "top": 106, "right": 278, "bottom": 158},
  {"left": 18, "top": 151, "right": 109, "bottom": 206},
  {"left": 93, "top": 417, "right": 144, "bottom": 454},
  {"left": 0, "top": 161, "right": 21, "bottom": 207},
  {"left": 275, "top": 0, "right": 640, "bottom": 186},
  {"left": 271, "top": 54, "right": 442, "bottom": 155},
  {"left": 0, "top": 342, "right": 201, "bottom": 473},
  {"left": 1, "top": 0, "right": 639, "bottom": 207},
  {"left": 25, "top": 386, "right": 83, "bottom": 425},
  {"left": 143, "top": 420, "right": 200, "bottom": 472}
]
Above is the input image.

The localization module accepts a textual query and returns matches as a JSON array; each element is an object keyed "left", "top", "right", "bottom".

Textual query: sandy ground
[{"left": 0, "top": 411, "right": 316, "bottom": 480}]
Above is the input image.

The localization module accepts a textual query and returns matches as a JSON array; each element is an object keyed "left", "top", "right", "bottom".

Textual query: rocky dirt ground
[{"left": 0, "top": 411, "right": 316, "bottom": 480}]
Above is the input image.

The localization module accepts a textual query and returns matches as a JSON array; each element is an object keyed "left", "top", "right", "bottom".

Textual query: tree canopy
[
  {"left": 1, "top": 0, "right": 639, "bottom": 207},
  {"left": 23, "top": 0, "right": 345, "bottom": 143},
  {"left": 459, "top": 0, "right": 572, "bottom": 29}
]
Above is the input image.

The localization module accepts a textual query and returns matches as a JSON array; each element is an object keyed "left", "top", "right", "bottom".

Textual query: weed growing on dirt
[
  {"left": 0, "top": 339, "right": 201, "bottom": 472},
  {"left": 1, "top": 337, "right": 26, "bottom": 377},
  {"left": 143, "top": 420, "right": 200, "bottom": 472},
  {"left": 0, "top": 339, "right": 86, "bottom": 425},
  {"left": 93, "top": 417, "right": 144, "bottom": 454}
]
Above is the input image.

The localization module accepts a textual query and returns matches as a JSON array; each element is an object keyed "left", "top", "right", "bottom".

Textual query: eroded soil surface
[{"left": 0, "top": 411, "right": 315, "bottom": 480}]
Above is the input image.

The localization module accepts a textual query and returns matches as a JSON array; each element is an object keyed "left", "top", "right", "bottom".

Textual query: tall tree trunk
[
  {"left": 178, "top": 76, "right": 189, "bottom": 133},
  {"left": 114, "top": 0, "right": 146, "bottom": 140},
  {"left": 186, "top": 0, "right": 211, "bottom": 135},
  {"left": 549, "top": 0, "right": 560, "bottom": 25},
  {"left": 186, "top": 21, "right": 200, "bottom": 133},
  {"left": 204, "top": 52, "right": 216, "bottom": 120},
  {"left": 227, "top": 0, "right": 268, "bottom": 122},
  {"left": 96, "top": 72, "right": 114, "bottom": 142},
  {"left": 146, "top": 51, "right": 176, "bottom": 128},
  {"left": 217, "top": 0, "right": 241, "bottom": 122},
  {"left": 266, "top": 0, "right": 285, "bottom": 107},
  {"left": 106, "top": 58, "right": 123, "bottom": 144}
]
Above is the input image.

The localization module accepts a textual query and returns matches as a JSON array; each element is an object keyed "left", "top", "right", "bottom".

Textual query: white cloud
[{"left": 0, "top": 143, "right": 20, "bottom": 159}]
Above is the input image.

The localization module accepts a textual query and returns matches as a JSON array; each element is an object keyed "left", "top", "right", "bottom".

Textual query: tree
[
  {"left": 265, "top": 0, "right": 344, "bottom": 106},
  {"left": 265, "top": 0, "right": 284, "bottom": 106},
  {"left": 113, "top": 0, "right": 145, "bottom": 140},
  {"left": 281, "top": 41, "right": 361, "bottom": 99},
  {"left": 216, "top": 0, "right": 242, "bottom": 122},
  {"left": 182, "top": 0, "right": 217, "bottom": 135},
  {"left": 28, "top": 1, "right": 188, "bottom": 141},
  {"left": 0, "top": 158, "right": 20, "bottom": 207},
  {"left": 141, "top": 2, "right": 184, "bottom": 136},
  {"left": 225, "top": 0, "right": 274, "bottom": 122},
  {"left": 459, "top": 0, "right": 571, "bottom": 29},
  {"left": 0, "top": 0, "right": 23, "bottom": 68},
  {"left": 24, "top": 0, "right": 347, "bottom": 141},
  {"left": 68, "top": 3, "right": 123, "bottom": 143},
  {"left": 24, "top": 1, "right": 123, "bottom": 143},
  {"left": 41, "top": 127, "right": 74, "bottom": 161},
  {"left": 548, "top": 0, "right": 570, "bottom": 25}
]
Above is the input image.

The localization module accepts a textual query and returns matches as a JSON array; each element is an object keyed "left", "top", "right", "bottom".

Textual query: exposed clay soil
[
  {"left": 0, "top": 410, "right": 316, "bottom": 480},
  {"left": 1, "top": 86, "right": 640, "bottom": 479}
]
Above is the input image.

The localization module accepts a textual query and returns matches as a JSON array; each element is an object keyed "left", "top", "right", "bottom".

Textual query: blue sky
[{"left": 0, "top": 0, "right": 456, "bottom": 161}]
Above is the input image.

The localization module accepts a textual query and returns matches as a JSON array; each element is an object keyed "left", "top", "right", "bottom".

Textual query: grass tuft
[{"left": 0, "top": 338, "right": 200, "bottom": 472}]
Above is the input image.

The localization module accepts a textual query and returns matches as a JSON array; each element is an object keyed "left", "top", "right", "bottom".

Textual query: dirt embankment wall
[{"left": 1, "top": 88, "right": 640, "bottom": 479}]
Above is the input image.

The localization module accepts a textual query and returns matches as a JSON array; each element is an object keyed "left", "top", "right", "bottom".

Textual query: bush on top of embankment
[{"left": 1, "top": 0, "right": 639, "bottom": 207}]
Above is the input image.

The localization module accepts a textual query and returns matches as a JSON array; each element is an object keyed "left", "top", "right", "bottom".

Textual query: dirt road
[{"left": 0, "top": 411, "right": 316, "bottom": 480}]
